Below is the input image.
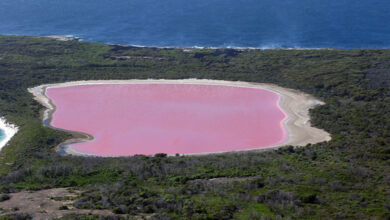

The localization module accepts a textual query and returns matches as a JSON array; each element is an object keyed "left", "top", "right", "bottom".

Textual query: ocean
[{"left": 0, "top": 0, "right": 389, "bottom": 49}]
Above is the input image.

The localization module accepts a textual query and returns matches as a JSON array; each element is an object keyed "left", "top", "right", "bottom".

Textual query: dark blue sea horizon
[{"left": 1, "top": 0, "right": 389, "bottom": 49}]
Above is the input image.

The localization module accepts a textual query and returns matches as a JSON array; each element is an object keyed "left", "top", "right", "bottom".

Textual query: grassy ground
[{"left": 0, "top": 35, "right": 389, "bottom": 219}]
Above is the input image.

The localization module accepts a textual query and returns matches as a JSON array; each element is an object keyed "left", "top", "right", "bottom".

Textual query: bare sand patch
[
  {"left": 0, "top": 188, "right": 112, "bottom": 219},
  {"left": 28, "top": 79, "right": 331, "bottom": 156}
]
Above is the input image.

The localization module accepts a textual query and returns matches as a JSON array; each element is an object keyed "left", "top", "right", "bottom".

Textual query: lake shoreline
[{"left": 28, "top": 79, "right": 331, "bottom": 157}]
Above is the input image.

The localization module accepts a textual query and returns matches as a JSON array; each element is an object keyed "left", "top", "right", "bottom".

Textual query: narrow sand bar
[
  {"left": 28, "top": 79, "right": 331, "bottom": 156},
  {"left": 0, "top": 117, "right": 18, "bottom": 151}
]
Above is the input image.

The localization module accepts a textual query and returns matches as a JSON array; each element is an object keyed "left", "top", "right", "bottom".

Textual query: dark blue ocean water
[{"left": 0, "top": 0, "right": 389, "bottom": 49}]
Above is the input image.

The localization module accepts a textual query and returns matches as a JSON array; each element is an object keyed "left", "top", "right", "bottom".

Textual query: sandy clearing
[
  {"left": 28, "top": 79, "right": 331, "bottom": 156},
  {"left": 0, "top": 188, "right": 112, "bottom": 219},
  {"left": 0, "top": 117, "right": 18, "bottom": 151}
]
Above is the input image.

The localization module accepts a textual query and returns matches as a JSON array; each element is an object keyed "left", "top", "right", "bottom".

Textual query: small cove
[{"left": 0, "top": 129, "right": 5, "bottom": 142}]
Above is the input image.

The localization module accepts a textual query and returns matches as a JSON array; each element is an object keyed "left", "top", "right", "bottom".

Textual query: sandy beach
[
  {"left": 0, "top": 117, "right": 18, "bottom": 151},
  {"left": 28, "top": 79, "right": 331, "bottom": 156},
  {"left": 42, "top": 35, "right": 79, "bottom": 41}
]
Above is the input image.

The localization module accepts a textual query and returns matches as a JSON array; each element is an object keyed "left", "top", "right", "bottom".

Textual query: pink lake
[{"left": 46, "top": 84, "right": 287, "bottom": 156}]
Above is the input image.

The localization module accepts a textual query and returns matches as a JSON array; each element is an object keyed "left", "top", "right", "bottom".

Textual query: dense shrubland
[{"left": 0, "top": 36, "right": 389, "bottom": 219}]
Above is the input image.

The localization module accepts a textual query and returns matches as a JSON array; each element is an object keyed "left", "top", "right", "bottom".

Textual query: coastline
[
  {"left": 28, "top": 79, "right": 331, "bottom": 157},
  {"left": 34, "top": 34, "right": 336, "bottom": 50},
  {"left": 0, "top": 117, "right": 18, "bottom": 151},
  {"left": 108, "top": 43, "right": 335, "bottom": 51}
]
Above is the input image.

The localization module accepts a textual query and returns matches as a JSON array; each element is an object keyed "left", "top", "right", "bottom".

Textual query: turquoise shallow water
[{"left": 0, "top": 129, "right": 5, "bottom": 143}]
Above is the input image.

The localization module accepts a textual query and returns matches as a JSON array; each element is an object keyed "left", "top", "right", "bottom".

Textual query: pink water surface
[{"left": 46, "top": 84, "right": 287, "bottom": 156}]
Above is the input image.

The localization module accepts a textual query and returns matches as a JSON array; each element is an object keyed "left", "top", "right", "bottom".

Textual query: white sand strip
[
  {"left": 41, "top": 35, "right": 79, "bottom": 41},
  {"left": 0, "top": 117, "right": 18, "bottom": 151},
  {"left": 28, "top": 79, "right": 331, "bottom": 156}
]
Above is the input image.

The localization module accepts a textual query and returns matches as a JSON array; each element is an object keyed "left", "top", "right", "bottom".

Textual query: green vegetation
[
  {"left": 0, "top": 213, "right": 32, "bottom": 220},
  {"left": 0, "top": 194, "right": 10, "bottom": 202},
  {"left": 0, "top": 35, "right": 389, "bottom": 219}
]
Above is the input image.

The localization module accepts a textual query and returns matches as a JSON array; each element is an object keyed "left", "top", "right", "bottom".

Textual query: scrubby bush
[
  {"left": 0, "top": 194, "right": 10, "bottom": 202},
  {"left": 0, "top": 36, "right": 389, "bottom": 218}
]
